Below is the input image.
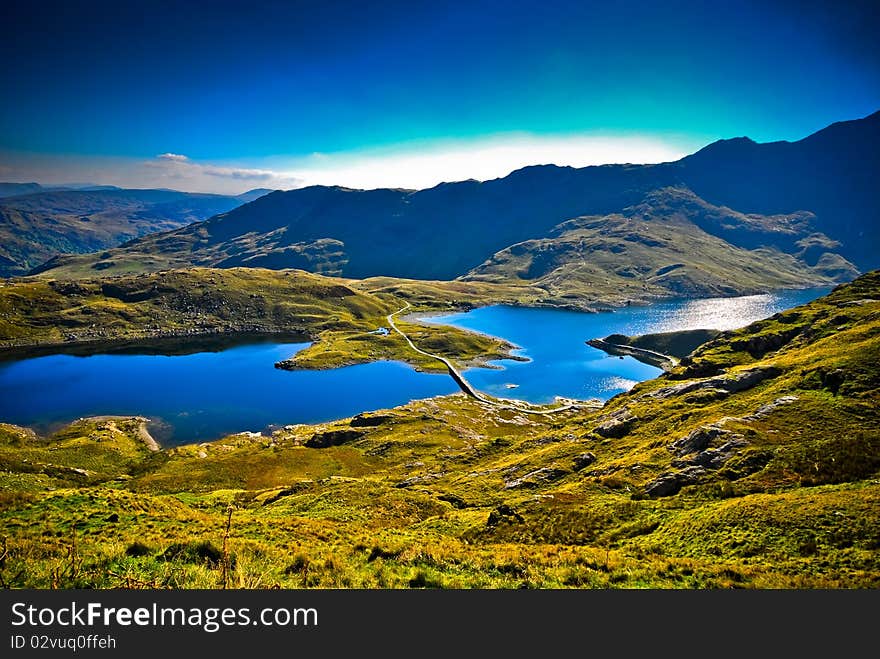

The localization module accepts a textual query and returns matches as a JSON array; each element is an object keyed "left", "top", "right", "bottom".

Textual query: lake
[
  {"left": 422, "top": 287, "right": 830, "bottom": 405},
  {"left": 0, "top": 287, "right": 828, "bottom": 445}
]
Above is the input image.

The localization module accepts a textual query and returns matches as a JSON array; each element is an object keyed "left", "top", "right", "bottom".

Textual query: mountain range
[
  {"left": 0, "top": 187, "right": 273, "bottom": 276},
  {"left": 20, "top": 110, "right": 880, "bottom": 299}
]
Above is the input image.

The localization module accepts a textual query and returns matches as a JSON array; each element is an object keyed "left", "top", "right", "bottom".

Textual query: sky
[{"left": 1, "top": 0, "right": 878, "bottom": 194}]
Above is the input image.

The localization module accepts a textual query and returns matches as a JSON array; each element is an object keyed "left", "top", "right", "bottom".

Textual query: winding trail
[{"left": 387, "top": 304, "right": 600, "bottom": 416}]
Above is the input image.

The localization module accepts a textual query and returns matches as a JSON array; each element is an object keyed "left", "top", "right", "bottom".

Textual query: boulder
[
  {"left": 669, "top": 425, "right": 732, "bottom": 456},
  {"left": 644, "top": 466, "right": 706, "bottom": 497},
  {"left": 572, "top": 452, "right": 597, "bottom": 471},
  {"left": 594, "top": 408, "right": 638, "bottom": 438}
]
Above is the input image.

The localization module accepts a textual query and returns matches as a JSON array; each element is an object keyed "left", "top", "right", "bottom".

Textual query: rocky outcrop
[
  {"left": 40, "top": 464, "right": 93, "bottom": 481},
  {"left": 745, "top": 395, "right": 799, "bottom": 420},
  {"left": 304, "top": 428, "right": 365, "bottom": 448},
  {"left": 646, "top": 366, "right": 780, "bottom": 401},
  {"left": 669, "top": 424, "right": 736, "bottom": 456},
  {"left": 729, "top": 328, "right": 801, "bottom": 358},
  {"left": 394, "top": 473, "right": 444, "bottom": 488},
  {"left": 644, "top": 466, "right": 707, "bottom": 497},
  {"left": 572, "top": 452, "right": 597, "bottom": 471},
  {"left": 350, "top": 413, "right": 396, "bottom": 427},
  {"left": 504, "top": 467, "right": 568, "bottom": 489},
  {"left": 672, "top": 438, "right": 749, "bottom": 469},
  {"left": 594, "top": 407, "right": 638, "bottom": 438}
]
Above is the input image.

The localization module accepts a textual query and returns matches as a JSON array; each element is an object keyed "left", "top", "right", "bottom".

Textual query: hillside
[
  {"left": 674, "top": 110, "right": 880, "bottom": 269},
  {"left": 0, "top": 271, "right": 876, "bottom": 588},
  {"left": 465, "top": 187, "right": 855, "bottom": 302},
  {"left": 0, "top": 182, "right": 43, "bottom": 198},
  {"left": 0, "top": 187, "right": 272, "bottom": 277}
]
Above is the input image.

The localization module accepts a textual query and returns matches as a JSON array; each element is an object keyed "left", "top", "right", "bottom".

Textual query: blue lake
[
  {"left": 423, "top": 287, "right": 830, "bottom": 405},
  {"left": 0, "top": 341, "right": 458, "bottom": 446},
  {"left": 0, "top": 287, "right": 828, "bottom": 445}
]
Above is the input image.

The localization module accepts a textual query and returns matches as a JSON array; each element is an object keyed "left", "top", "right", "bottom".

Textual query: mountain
[
  {"left": 672, "top": 110, "right": 880, "bottom": 270},
  {"left": 465, "top": 187, "right": 858, "bottom": 301},
  {"left": 31, "top": 110, "right": 879, "bottom": 288},
  {"left": 0, "top": 182, "right": 43, "bottom": 198},
  {"left": 0, "top": 187, "right": 273, "bottom": 277},
  {"left": 236, "top": 188, "right": 278, "bottom": 203}
]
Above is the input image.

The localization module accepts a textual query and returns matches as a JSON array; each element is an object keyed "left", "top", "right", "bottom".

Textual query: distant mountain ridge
[
  {"left": 0, "top": 187, "right": 274, "bottom": 276},
  {"left": 28, "top": 110, "right": 880, "bottom": 294}
]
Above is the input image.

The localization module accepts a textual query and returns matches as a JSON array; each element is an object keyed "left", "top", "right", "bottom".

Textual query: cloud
[
  {"left": 157, "top": 152, "right": 190, "bottom": 162},
  {"left": 144, "top": 153, "right": 302, "bottom": 187}
]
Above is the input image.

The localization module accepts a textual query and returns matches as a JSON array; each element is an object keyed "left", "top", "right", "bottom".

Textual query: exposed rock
[
  {"left": 669, "top": 425, "right": 734, "bottom": 456},
  {"left": 720, "top": 451, "right": 774, "bottom": 480},
  {"left": 486, "top": 504, "right": 525, "bottom": 526},
  {"left": 729, "top": 328, "right": 800, "bottom": 357},
  {"left": 504, "top": 467, "right": 568, "bottom": 489},
  {"left": 682, "top": 388, "right": 730, "bottom": 403},
  {"left": 394, "top": 473, "right": 444, "bottom": 488},
  {"left": 647, "top": 366, "right": 780, "bottom": 400},
  {"left": 572, "top": 452, "right": 597, "bottom": 471},
  {"left": 594, "top": 408, "right": 638, "bottom": 438},
  {"left": 746, "top": 395, "right": 799, "bottom": 420},
  {"left": 671, "top": 359, "right": 726, "bottom": 379},
  {"left": 840, "top": 298, "right": 879, "bottom": 306},
  {"left": 673, "top": 438, "right": 749, "bottom": 469},
  {"left": 261, "top": 481, "right": 315, "bottom": 505},
  {"left": 304, "top": 428, "right": 365, "bottom": 448},
  {"left": 41, "top": 464, "right": 92, "bottom": 480},
  {"left": 644, "top": 466, "right": 706, "bottom": 497},
  {"left": 350, "top": 413, "right": 396, "bottom": 428}
]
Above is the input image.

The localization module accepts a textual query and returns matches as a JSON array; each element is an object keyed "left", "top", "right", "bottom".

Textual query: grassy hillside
[
  {"left": 0, "top": 188, "right": 269, "bottom": 277},
  {"left": 465, "top": 188, "right": 855, "bottom": 303},
  {"left": 0, "top": 267, "right": 519, "bottom": 372},
  {"left": 0, "top": 272, "right": 876, "bottom": 588}
]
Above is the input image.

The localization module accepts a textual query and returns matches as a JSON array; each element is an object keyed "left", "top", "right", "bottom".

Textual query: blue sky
[{"left": 1, "top": 0, "right": 878, "bottom": 192}]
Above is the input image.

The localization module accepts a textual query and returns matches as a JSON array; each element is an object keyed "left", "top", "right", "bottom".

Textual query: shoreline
[{"left": 74, "top": 414, "right": 160, "bottom": 451}]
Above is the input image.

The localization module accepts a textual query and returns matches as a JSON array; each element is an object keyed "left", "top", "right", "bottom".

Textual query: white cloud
[
  {"left": 157, "top": 152, "right": 190, "bottom": 162},
  {"left": 144, "top": 153, "right": 297, "bottom": 185}
]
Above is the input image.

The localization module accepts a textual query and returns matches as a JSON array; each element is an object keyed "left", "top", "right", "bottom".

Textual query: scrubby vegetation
[{"left": 1, "top": 273, "right": 877, "bottom": 588}]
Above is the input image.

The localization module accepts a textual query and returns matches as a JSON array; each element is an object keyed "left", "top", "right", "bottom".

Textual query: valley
[{"left": 0, "top": 111, "right": 878, "bottom": 590}]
